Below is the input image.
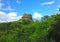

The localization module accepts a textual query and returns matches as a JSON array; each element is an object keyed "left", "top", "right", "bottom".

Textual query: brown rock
[{"left": 22, "top": 14, "right": 32, "bottom": 20}]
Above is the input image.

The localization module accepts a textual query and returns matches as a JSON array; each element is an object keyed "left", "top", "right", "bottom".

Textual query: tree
[{"left": 47, "top": 14, "right": 60, "bottom": 42}]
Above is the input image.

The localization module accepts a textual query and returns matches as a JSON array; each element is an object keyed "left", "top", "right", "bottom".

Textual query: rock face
[{"left": 22, "top": 14, "right": 32, "bottom": 20}]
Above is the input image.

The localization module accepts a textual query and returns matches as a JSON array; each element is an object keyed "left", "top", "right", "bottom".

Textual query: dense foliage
[{"left": 0, "top": 14, "right": 60, "bottom": 42}]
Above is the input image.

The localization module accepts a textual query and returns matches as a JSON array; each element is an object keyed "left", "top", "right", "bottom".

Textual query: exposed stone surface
[{"left": 22, "top": 14, "right": 32, "bottom": 20}]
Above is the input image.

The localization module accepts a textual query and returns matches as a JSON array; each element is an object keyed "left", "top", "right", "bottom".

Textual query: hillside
[{"left": 0, "top": 14, "right": 60, "bottom": 42}]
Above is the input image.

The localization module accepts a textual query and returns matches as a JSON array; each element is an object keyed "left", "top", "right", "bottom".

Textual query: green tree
[{"left": 47, "top": 14, "right": 60, "bottom": 42}]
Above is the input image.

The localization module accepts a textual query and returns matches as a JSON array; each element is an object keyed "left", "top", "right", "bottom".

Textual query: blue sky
[{"left": 0, "top": 0, "right": 60, "bottom": 22}]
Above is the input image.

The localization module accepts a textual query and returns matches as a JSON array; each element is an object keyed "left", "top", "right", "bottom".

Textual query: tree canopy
[{"left": 0, "top": 13, "right": 60, "bottom": 42}]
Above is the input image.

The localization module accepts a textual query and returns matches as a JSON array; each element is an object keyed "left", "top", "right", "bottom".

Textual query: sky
[{"left": 0, "top": 0, "right": 60, "bottom": 22}]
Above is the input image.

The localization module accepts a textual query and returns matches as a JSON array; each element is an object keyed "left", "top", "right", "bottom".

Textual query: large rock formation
[{"left": 22, "top": 14, "right": 32, "bottom": 20}]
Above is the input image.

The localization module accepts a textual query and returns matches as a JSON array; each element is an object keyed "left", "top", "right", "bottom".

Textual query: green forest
[{"left": 0, "top": 13, "right": 60, "bottom": 42}]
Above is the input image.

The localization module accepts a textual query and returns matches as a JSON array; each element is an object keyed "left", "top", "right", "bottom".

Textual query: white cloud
[
  {"left": 0, "top": 20, "right": 6, "bottom": 23},
  {"left": 33, "top": 12, "right": 42, "bottom": 19},
  {"left": 7, "top": 12, "right": 17, "bottom": 20},
  {"left": 57, "top": 8, "right": 59, "bottom": 11},
  {"left": 56, "top": 5, "right": 60, "bottom": 11},
  {"left": 41, "top": 1, "right": 55, "bottom": 5},
  {"left": 0, "top": 1, "right": 14, "bottom": 11},
  {"left": 16, "top": 0, "right": 21, "bottom": 4},
  {"left": 0, "top": 11, "right": 22, "bottom": 22},
  {"left": 0, "top": 11, "right": 6, "bottom": 19},
  {"left": 5, "top": 6, "right": 14, "bottom": 11},
  {"left": 0, "top": 3, "right": 4, "bottom": 8},
  {"left": 1, "top": 6, "right": 14, "bottom": 11},
  {"left": 0, "top": 0, "right": 4, "bottom": 8}
]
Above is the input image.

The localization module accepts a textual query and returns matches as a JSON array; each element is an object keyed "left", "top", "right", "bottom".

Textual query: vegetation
[{"left": 0, "top": 13, "right": 60, "bottom": 42}]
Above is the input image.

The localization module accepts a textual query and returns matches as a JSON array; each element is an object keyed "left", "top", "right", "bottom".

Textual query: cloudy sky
[{"left": 0, "top": 0, "right": 60, "bottom": 22}]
